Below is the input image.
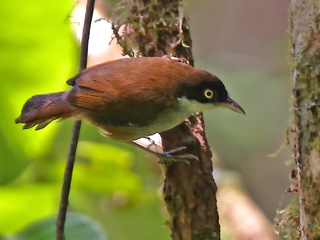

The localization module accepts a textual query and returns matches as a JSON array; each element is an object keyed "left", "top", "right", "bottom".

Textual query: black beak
[{"left": 220, "top": 97, "right": 245, "bottom": 115}]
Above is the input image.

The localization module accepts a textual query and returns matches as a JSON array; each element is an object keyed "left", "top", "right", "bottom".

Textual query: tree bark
[
  {"left": 112, "top": 1, "right": 220, "bottom": 239},
  {"left": 277, "top": 1, "right": 320, "bottom": 239}
]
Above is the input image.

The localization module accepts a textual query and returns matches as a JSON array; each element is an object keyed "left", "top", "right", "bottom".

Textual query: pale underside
[{"left": 96, "top": 97, "right": 216, "bottom": 141}]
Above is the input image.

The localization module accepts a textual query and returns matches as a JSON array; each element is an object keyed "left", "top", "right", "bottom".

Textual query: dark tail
[{"left": 16, "top": 92, "right": 77, "bottom": 130}]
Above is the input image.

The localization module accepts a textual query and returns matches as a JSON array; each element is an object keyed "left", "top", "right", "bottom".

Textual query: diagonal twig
[{"left": 55, "top": 0, "right": 95, "bottom": 239}]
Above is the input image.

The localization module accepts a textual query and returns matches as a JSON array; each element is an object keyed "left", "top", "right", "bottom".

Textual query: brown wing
[{"left": 65, "top": 57, "right": 207, "bottom": 126}]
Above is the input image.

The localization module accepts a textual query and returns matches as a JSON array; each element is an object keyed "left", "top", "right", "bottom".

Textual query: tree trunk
[
  {"left": 112, "top": 1, "right": 220, "bottom": 239},
  {"left": 276, "top": 1, "right": 320, "bottom": 239}
]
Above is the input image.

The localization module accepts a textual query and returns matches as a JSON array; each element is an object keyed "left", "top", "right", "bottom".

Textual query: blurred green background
[{"left": 0, "top": 0, "right": 291, "bottom": 239}]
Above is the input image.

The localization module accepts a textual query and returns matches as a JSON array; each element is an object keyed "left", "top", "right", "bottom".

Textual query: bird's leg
[
  {"left": 144, "top": 136, "right": 161, "bottom": 152},
  {"left": 156, "top": 147, "right": 199, "bottom": 164},
  {"left": 129, "top": 141, "right": 198, "bottom": 164}
]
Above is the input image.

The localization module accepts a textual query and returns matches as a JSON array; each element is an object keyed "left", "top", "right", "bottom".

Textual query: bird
[{"left": 16, "top": 57, "right": 245, "bottom": 158}]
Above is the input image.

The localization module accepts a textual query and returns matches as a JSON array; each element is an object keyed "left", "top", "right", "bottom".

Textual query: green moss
[
  {"left": 111, "top": 0, "right": 192, "bottom": 61},
  {"left": 275, "top": 197, "right": 300, "bottom": 240}
]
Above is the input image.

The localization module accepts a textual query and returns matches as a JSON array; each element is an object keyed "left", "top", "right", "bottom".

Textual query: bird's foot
[
  {"left": 156, "top": 146, "right": 198, "bottom": 164},
  {"left": 129, "top": 142, "right": 198, "bottom": 164}
]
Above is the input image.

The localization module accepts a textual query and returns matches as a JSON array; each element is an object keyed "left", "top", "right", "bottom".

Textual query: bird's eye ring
[{"left": 204, "top": 89, "right": 214, "bottom": 99}]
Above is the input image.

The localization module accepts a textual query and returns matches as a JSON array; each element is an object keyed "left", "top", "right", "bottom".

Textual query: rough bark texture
[
  {"left": 112, "top": 1, "right": 220, "bottom": 239},
  {"left": 276, "top": 1, "right": 320, "bottom": 239}
]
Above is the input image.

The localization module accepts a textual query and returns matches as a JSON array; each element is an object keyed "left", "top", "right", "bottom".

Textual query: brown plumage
[
  {"left": 16, "top": 92, "right": 77, "bottom": 130},
  {"left": 16, "top": 57, "right": 244, "bottom": 141}
]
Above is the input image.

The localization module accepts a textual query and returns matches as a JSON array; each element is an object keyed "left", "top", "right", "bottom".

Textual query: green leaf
[
  {"left": 0, "top": 184, "right": 60, "bottom": 234},
  {"left": 72, "top": 141, "right": 142, "bottom": 196},
  {"left": 15, "top": 212, "right": 107, "bottom": 240},
  {"left": 0, "top": 0, "right": 78, "bottom": 184}
]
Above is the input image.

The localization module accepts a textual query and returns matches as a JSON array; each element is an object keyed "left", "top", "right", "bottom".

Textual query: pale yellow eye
[{"left": 204, "top": 89, "right": 214, "bottom": 99}]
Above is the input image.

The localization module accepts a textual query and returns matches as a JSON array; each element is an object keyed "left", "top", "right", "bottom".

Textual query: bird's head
[{"left": 179, "top": 73, "right": 245, "bottom": 115}]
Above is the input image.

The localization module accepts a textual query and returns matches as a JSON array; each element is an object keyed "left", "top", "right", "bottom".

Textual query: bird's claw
[{"left": 156, "top": 147, "right": 199, "bottom": 164}]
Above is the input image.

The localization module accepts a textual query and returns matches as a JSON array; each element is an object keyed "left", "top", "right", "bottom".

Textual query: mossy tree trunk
[
  {"left": 112, "top": 1, "right": 220, "bottom": 239},
  {"left": 277, "top": 1, "right": 320, "bottom": 239}
]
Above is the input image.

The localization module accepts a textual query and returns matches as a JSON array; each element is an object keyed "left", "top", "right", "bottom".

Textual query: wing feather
[{"left": 65, "top": 57, "right": 201, "bottom": 126}]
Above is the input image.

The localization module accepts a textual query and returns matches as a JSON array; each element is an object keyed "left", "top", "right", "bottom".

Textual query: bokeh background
[{"left": 0, "top": 0, "right": 291, "bottom": 239}]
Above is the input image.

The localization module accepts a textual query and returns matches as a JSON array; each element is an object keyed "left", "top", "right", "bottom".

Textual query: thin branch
[
  {"left": 79, "top": 0, "right": 96, "bottom": 72},
  {"left": 55, "top": 0, "right": 95, "bottom": 239}
]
